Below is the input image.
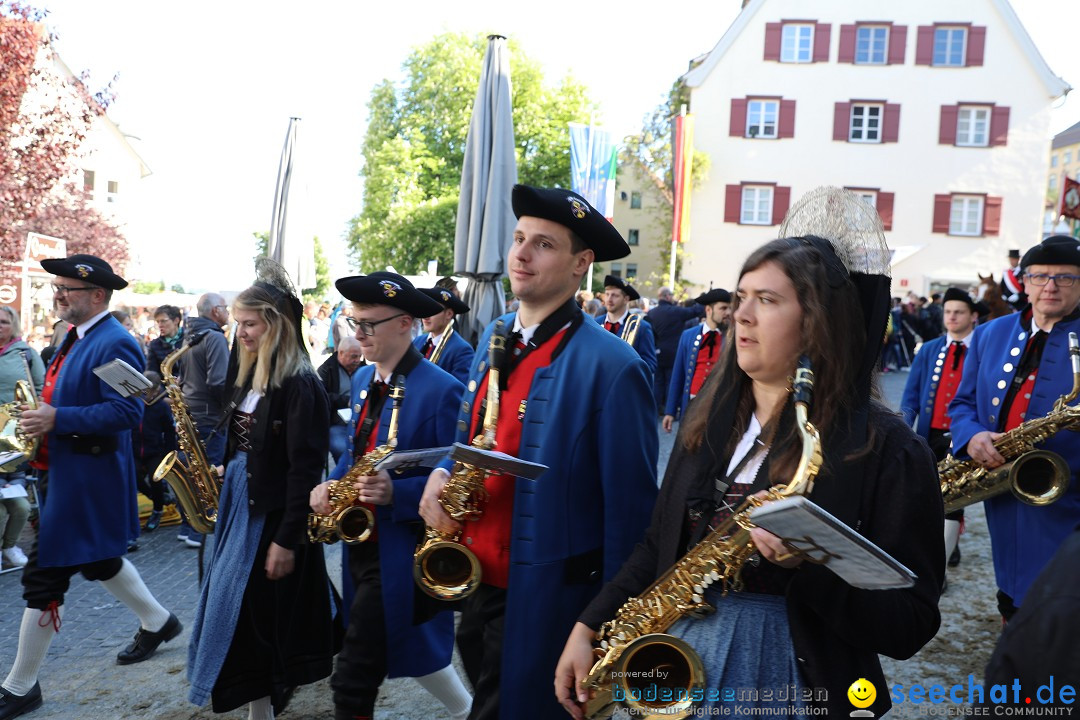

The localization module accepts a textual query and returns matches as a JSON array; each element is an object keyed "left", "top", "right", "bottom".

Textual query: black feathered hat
[
  {"left": 335, "top": 272, "right": 444, "bottom": 318},
  {"left": 418, "top": 287, "right": 470, "bottom": 315},
  {"left": 512, "top": 185, "right": 630, "bottom": 261},
  {"left": 1020, "top": 235, "right": 1080, "bottom": 269},
  {"left": 695, "top": 288, "right": 731, "bottom": 305},
  {"left": 41, "top": 254, "right": 127, "bottom": 290},
  {"left": 942, "top": 287, "right": 976, "bottom": 312},
  {"left": 602, "top": 274, "right": 640, "bottom": 301}
]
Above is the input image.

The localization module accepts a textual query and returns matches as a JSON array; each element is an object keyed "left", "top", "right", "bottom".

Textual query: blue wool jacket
[
  {"left": 948, "top": 310, "right": 1080, "bottom": 606},
  {"left": 593, "top": 311, "right": 657, "bottom": 377},
  {"left": 412, "top": 328, "right": 474, "bottom": 385},
  {"left": 329, "top": 357, "right": 464, "bottom": 678},
  {"left": 900, "top": 335, "right": 951, "bottom": 440},
  {"left": 39, "top": 316, "right": 143, "bottom": 567},
  {"left": 448, "top": 311, "right": 658, "bottom": 720},
  {"left": 664, "top": 324, "right": 723, "bottom": 419}
]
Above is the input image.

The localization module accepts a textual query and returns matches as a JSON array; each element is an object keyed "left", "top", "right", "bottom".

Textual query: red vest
[
  {"left": 31, "top": 334, "right": 78, "bottom": 470},
  {"left": 351, "top": 381, "right": 388, "bottom": 541},
  {"left": 930, "top": 341, "right": 965, "bottom": 430},
  {"left": 463, "top": 329, "right": 567, "bottom": 588},
  {"left": 689, "top": 330, "right": 721, "bottom": 397}
]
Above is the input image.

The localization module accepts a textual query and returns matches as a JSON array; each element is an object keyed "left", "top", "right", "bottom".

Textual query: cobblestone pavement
[{"left": 0, "top": 370, "right": 1003, "bottom": 718}]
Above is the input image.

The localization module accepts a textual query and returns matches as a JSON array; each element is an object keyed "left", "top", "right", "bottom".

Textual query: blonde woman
[{"left": 187, "top": 262, "right": 339, "bottom": 720}]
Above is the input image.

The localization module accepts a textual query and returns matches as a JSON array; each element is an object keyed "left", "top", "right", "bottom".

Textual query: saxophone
[
  {"left": 308, "top": 377, "right": 405, "bottom": 544},
  {"left": 939, "top": 331, "right": 1080, "bottom": 514},
  {"left": 582, "top": 357, "right": 823, "bottom": 720},
  {"left": 152, "top": 344, "right": 221, "bottom": 535},
  {"left": 429, "top": 324, "right": 456, "bottom": 365},
  {"left": 414, "top": 323, "right": 506, "bottom": 601}
]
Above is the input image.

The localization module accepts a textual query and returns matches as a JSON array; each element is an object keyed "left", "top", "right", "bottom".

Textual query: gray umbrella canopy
[
  {"left": 454, "top": 35, "right": 518, "bottom": 345},
  {"left": 268, "top": 117, "right": 316, "bottom": 291}
]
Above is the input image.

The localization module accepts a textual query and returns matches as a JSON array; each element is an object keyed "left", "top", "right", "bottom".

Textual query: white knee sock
[
  {"left": 944, "top": 519, "right": 962, "bottom": 568},
  {"left": 3, "top": 605, "right": 63, "bottom": 695},
  {"left": 99, "top": 558, "right": 171, "bottom": 631},
  {"left": 248, "top": 695, "right": 274, "bottom": 720},
  {"left": 416, "top": 665, "right": 472, "bottom": 720}
]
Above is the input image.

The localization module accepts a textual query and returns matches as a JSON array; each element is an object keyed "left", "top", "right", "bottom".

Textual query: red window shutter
[
  {"left": 877, "top": 192, "right": 895, "bottom": 231},
  {"left": 932, "top": 194, "right": 952, "bottom": 233},
  {"left": 771, "top": 186, "right": 792, "bottom": 226},
  {"left": 888, "top": 25, "right": 907, "bottom": 64},
  {"left": 838, "top": 24, "right": 856, "bottom": 63},
  {"left": 990, "top": 106, "right": 1010, "bottom": 146},
  {"left": 939, "top": 105, "right": 959, "bottom": 145},
  {"left": 883, "top": 104, "right": 901, "bottom": 143},
  {"left": 984, "top": 196, "right": 1002, "bottom": 235},
  {"left": 967, "top": 26, "right": 986, "bottom": 66},
  {"left": 915, "top": 26, "right": 934, "bottom": 65},
  {"left": 813, "top": 23, "right": 831, "bottom": 62},
  {"left": 764, "top": 23, "right": 782, "bottom": 61},
  {"left": 730, "top": 98, "right": 748, "bottom": 137},
  {"left": 725, "top": 185, "right": 743, "bottom": 223},
  {"left": 778, "top": 100, "right": 796, "bottom": 139},
  {"left": 833, "top": 102, "right": 851, "bottom": 141}
]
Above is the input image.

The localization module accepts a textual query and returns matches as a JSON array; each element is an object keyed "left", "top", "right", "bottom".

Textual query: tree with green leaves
[{"left": 348, "top": 32, "right": 601, "bottom": 274}]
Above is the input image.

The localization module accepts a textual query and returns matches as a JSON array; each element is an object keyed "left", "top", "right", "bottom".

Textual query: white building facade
[{"left": 681, "top": 0, "right": 1069, "bottom": 295}]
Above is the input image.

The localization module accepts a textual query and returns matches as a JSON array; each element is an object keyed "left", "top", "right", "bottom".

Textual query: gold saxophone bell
[{"left": 413, "top": 536, "right": 482, "bottom": 600}]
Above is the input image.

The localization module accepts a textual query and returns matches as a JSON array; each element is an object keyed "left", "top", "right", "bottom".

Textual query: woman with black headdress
[
  {"left": 555, "top": 188, "right": 945, "bottom": 718},
  {"left": 187, "top": 261, "right": 340, "bottom": 720}
]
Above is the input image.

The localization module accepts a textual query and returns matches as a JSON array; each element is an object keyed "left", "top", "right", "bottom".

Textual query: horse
[{"left": 975, "top": 273, "right": 1017, "bottom": 321}]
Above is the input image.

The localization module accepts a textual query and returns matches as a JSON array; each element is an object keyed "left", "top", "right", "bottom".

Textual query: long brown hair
[{"left": 681, "top": 237, "right": 879, "bottom": 482}]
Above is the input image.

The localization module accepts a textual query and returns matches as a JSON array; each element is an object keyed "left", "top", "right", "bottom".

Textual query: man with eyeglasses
[
  {"left": 0, "top": 255, "right": 181, "bottom": 720},
  {"left": 310, "top": 272, "right": 471, "bottom": 720},
  {"left": 949, "top": 234, "right": 1080, "bottom": 623}
]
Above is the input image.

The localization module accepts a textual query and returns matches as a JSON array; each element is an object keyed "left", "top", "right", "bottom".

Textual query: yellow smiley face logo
[{"left": 847, "top": 678, "right": 876, "bottom": 709}]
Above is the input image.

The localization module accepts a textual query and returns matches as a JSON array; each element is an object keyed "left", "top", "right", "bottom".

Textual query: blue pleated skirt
[{"left": 667, "top": 589, "right": 807, "bottom": 713}]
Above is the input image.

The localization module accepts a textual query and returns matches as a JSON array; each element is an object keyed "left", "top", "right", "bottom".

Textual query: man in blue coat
[
  {"left": 949, "top": 235, "right": 1080, "bottom": 622},
  {"left": 420, "top": 185, "right": 658, "bottom": 720},
  {"left": 413, "top": 286, "right": 474, "bottom": 384},
  {"left": 311, "top": 272, "right": 471, "bottom": 720},
  {"left": 0, "top": 255, "right": 181, "bottom": 720},
  {"left": 594, "top": 275, "right": 656, "bottom": 380},
  {"left": 662, "top": 288, "right": 731, "bottom": 433},
  {"left": 646, "top": 287, "right": 703, "bottom": 412},
  {"left": 901, "top": 287, "right": 980, "bottom": 575}
]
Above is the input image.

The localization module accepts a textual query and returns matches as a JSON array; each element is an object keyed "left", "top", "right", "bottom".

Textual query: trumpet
[
  {"left": 308, "top": 377, "right": 405, "bottom": 544},
  {"left": 414, "top": 324, "right": 506, "bottom": 600}
]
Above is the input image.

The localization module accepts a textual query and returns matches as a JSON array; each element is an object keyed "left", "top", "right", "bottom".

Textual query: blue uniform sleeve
[
  {"left": 634, "top": 318, "right": 657, "bottom": 376},
  {"left": 54, "top": 335, "right": 144, "bottom": 435},
  {"left": 947, "top": 326, "right": 988, "bottom": 457},
  {"left": 665, "top": 332, "right": 690, "bottom": 417},
  {"left": 447, "top": 342, "right": 474, "bottom": 385},
  {"left": 901, "top": 344, "right": 929, "bottom": 428}
]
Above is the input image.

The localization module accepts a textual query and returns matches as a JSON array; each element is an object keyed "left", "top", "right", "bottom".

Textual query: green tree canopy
[{"left": 348, "top": 32, "right": 601, "bottom": 274}]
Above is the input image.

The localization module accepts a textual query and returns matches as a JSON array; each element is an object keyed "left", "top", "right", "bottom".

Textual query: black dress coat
[{"left": 578, "top": 403, "right": 945, "bottom": 718}]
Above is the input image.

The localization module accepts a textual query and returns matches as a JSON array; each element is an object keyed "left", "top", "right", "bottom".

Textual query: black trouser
[
  {"left": 21, "top": 542, "right": 123, "bottom": 610},
  {"left": 929, "top": 428, "right": 965, "bottom": 522},
  {"left": 456, "top": 583, "right": 507, "bottom": 720},
  {"left": 997, "top": 590, "right": 1019, "bottom": 622},
  {"left": 331, "top": 541, "right": 388, "bottom": 717}
]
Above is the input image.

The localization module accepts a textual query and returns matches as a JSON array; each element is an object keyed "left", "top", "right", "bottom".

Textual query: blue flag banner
[{"left": 569, "top": 123, "right": 617, "bottom": 220}]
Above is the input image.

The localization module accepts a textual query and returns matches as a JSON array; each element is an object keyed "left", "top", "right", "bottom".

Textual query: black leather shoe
[
  {"left": 948, "top": 545, "right": 961, "bottom": 567},
  {"left": 0, "top": 682, "right": 42, "bottom": 720},
  {"left": 116, "top": 613, "right": 182, "bottom": 665}
]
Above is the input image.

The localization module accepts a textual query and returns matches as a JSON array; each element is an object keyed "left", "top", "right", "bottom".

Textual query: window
[
  {"left": 741, "top": 186, "right": 774, "bottom": 225},
  {"left": 956, "top": 106, "right": 990, "bottom": 147},
  {"left": 1051, "top": 154, "right": 1058, "bottom": 168},
  {"left": 610, "top": 263, "right": 623, "bottom": 279},
  {"left": 850, "top": 104, "right": 883, "bottom": 143},
  {"left": 630, "top": 192, "right": 642, "bottom": 209},
  {"left": 627, "top": 229, "right": 640, "bottom": 246},
  {"left": 933, "top": 27, "right": 966, "bottom": 66},
  {"left": 626, "top": 264, "right": 638, "bottom": 281},
  {"left": 855, "top": 26, "right": 888, "bottom": 64},
  {"left": 107, "top": 180, "right": 119, "bottom": 203},
  {"left": 747, "top": 100, "right": 779, "bottom": 139},
  {"left": 1066, "top": 151, "right": 1074, "bottom": 165},
  {"left": 855, "top": 191, "right": 878, "bottom": 208},
  {"left": 1049, "top": 175, "right": 1058, "bottom": 191},
  {"left": 83, "top": 170, "right": 95, "bottom": 199},
  {"left": 781, "top": 24, "right": 814, "bottom": 63},
  {"left": 950, "top": 195, "right": 984, "bottom": 236}
]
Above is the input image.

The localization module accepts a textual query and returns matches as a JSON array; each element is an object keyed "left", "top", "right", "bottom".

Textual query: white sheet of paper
[{"left": 0, "top": 484, "right": 29, "bottom": 499}]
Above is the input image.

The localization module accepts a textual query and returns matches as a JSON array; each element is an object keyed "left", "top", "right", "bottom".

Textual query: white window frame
[
  {"left": 107, "top": 180, "right": 119, "bottom": 204},
  {"left": 630, "top": 191, "right": 642, "bottom": 209},
  {"left": 933, "top": 26, "right": 967, "bottom": 67},
  {"left": 854, "top": 190, "right": 878, "bottom": 208},
  {"left": 610, "top": 262, "right": 623, "bottom": 278},
  {"left": 746, "top": 100, "right": 779, "bottom": 139},
  {"left": 626, "top": 263, "right": 638, "bottom": 281},
  {"left": 1051, "top": 154, "right": 1058, "bottom": 168},
  {"left": 855, "top": 26, "right": 889, "bottom": 64},
  {"left": 949, "top": 195, "right": 984, "bottom": 236},
  {"left": 781, "top": 24, "right": 814, "bottom": 63},
  {"left": 627, "top": 228, "right": 640, "bottom": 246},
  {"left": 849, "top": 104, "right": 884, "bottom": 143},
  {"left": 741, "top": 186, "right": 774, "bottom": 225},
  {"left": 956, "top": 106, "right": 990, "bottom": 147},
  {"left": 1066, "top": 151, "right": 1074, "bottom": 165}
]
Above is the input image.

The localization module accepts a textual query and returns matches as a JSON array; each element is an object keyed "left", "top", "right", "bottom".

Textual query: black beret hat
[
  {"left": 511, "top": 185, "right": 630, "bottom": 262},
  {"left": 418, "top": 287, "right": 469, "bottom": 315},
  {"left": 1008, "top": 249, "right": 1021, "bottom": 259},
  {"left": 40, "top": 254, "right": 127, "bottom": 290},
  {"left": 1020, "top": 235, "right": 1080, "bottom": 269},
  {"left": 602, "top": 274, "right": 640, "bottom": 301},
  {"left": 695, "top": 288, "right": 732, "bottom": 305},
  {"left": 335, "top": 272, "right": 444, "bottom": 318},
  {"left": 942, "top": 287, "right": 976, "bottom": 311}
]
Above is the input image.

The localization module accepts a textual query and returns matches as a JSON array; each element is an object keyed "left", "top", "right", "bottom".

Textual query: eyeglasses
[
  {"left": 51, "top": 284, "right": 97, "bottom": 297},
  {"left": 1025, "top": 273, "right": 1080, "bottom": 287},
  {"left": 356, "top": 313, "right": 405, "bottom": 336}
]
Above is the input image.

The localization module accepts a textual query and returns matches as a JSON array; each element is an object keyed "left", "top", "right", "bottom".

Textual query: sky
[{"left": 37, "top": 0, "right": 1080, "bottom": 295}]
